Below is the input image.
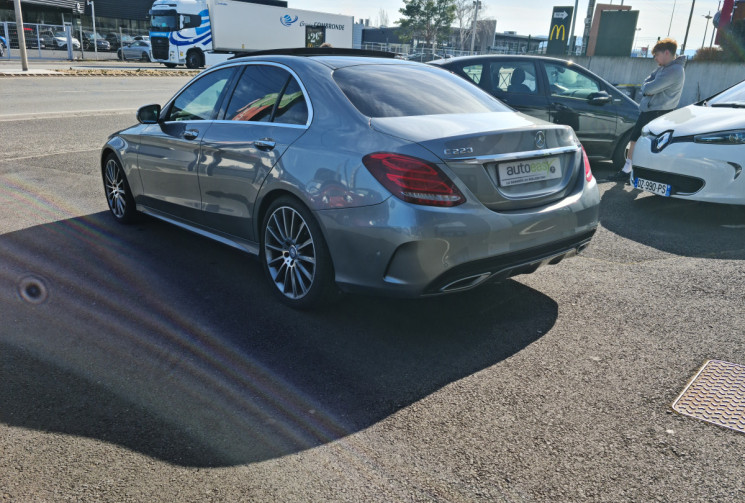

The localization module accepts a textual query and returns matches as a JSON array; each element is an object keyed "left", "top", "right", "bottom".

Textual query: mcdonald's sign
[
  {"left": 547, "top": 6, "right": 573, "bottom": 55},
  {"left": 550, "top": 24, "right": 566, "bottom": 41}
]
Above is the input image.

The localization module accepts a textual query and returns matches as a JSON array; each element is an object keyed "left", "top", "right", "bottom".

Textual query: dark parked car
[
  {"left": 82, "top": 32, "right": 111, "bottom": 51},
  {"left": 431, "top": 55, "right": 640, "bottom": 167},
  {"left": 101, "top": 50, "right": 599, "bottom": 308},
  {"left": 106, "top": 33, "right": 134, "bottom": 51},
  {"left": 9, "top": 26, "right": 45, "bottom": 49}
]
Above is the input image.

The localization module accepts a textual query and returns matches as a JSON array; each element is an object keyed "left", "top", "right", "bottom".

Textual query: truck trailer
[{"left": 149, "top": 0, "right": 354, "bottom": 68}]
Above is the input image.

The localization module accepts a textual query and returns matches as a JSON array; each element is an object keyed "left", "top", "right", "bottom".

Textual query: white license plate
[
  {"left": 634, "top": 177, "right": 671, "bottom": 196},
  {"left": 498, "top": 157, "right": 562, "bottom": 187}
]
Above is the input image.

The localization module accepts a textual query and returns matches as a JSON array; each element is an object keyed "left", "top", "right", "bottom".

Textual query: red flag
[{"left": 715, "top": 0, "right": 735, "bottom": 45}]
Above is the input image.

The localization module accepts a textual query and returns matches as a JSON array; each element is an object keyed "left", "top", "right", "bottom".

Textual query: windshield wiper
[{"left": 710, "top": 103, "right": 745, "bottom": 108}]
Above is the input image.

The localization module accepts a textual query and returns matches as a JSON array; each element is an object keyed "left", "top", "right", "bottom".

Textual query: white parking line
[{"left": 0, "top": 109, "right": 133, "bottom": 121}]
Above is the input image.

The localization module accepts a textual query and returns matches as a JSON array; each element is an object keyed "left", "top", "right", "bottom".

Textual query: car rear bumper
[{"left": 316, "top": 178, "right": 600, "bottom": 297}]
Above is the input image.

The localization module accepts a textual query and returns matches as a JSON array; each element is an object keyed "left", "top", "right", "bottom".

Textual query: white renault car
[{"left": 632, "top": 79, "right": 745, "bottom": 205}]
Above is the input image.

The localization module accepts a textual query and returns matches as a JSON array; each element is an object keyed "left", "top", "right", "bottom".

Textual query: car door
[
  {"left": 197, "top": 63, "right": 310, "bottom": 241},
  {"left": 136, "top": 66, "right": 237, "bottom": 221},
  {"left": 542, "top": 61, "right": 618, "bottom": 158}
]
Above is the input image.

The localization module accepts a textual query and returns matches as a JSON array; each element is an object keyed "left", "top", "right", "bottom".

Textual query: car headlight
[
  {"left": 694, "top": 130, "right": 745, "bottom": 144},
  {"left": 652, "top": 130, "right": 674, "bottom": 152}
]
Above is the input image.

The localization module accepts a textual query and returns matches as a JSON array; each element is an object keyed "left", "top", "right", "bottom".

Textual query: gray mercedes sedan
[{"left": 101, "top": 50, "right": 600, "bottom": 308}]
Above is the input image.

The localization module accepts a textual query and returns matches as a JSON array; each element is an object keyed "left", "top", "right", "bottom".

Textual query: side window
[
  {"left": 545, "top": 63, "right": 600, "bottom": 99},
  {"left": 225, "top": 65, "right": 307, "bottom": 124},
  {"left": 489, "top": 61, "right": 538, "bottom": 95},
  {"left": 273, "top": 77, "right": 309, "bottom": 125},
  {"left": 166, "top": 68, "right": 234, "bottom": 122},
  {"left": 461, "top": 64, "right": 483, "bottom": 85}
]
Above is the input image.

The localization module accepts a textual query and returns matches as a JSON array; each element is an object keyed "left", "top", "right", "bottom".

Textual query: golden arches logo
[{"left": 550, "top": 24, "right": 566, "bottom": 41}]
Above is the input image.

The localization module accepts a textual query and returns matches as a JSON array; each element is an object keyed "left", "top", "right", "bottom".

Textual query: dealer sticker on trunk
[{"left": 498, "top": 157, "right": 562, "bottom": 187}]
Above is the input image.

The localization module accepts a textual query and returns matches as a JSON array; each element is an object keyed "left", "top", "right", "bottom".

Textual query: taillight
[
  {"left": 581, "top": 145, "right": 593, "bottom": 183},
  {"left": 362, "top": 152, "right": 465, "bottom": 207}
]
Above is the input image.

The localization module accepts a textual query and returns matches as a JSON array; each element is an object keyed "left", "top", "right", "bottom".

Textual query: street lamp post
[
  {"left": 469, "top": 0, "right": 481, "bottom": 54},
  {"left": 702, "top": 11, "right": 712, "bottom": 49},
  {"left": 681, "top": 0, "right": 696, "bottom": 56},
  {"left": 87, "top": 0, "right": 98, "bottom": 60},
  {"left": 13, "top": 0, "right": 28, "bottom": 71}
]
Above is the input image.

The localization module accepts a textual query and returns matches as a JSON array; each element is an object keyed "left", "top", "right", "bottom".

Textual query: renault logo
[{"left": 535, "top": 131, "right": 546, "bottom": 149}]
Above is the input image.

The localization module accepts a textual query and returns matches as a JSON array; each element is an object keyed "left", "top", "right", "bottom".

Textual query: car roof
[
  {"left": 220, "top": 53, "right": 421, "bottom": 71},
  {"left": 430, "top": 54, "right": 578, "bottom": 67}
]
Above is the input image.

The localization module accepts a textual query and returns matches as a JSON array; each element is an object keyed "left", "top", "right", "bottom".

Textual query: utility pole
[
  {"left": 702, "top": 11, "right": 712, "bottom": 49},
  {"left": 568, "top": 0, "right": 579, "bottom": 55},
  {"left": 681, "top": 0, "right": 696, "bottom": 56},
  {"left": 88, "top": 0, "right": 98, "bottom": 60},
  {"left": 668, "top": 0, "right": 677, "bottom": 37},
  {"left": 711, "top": 1, "right": 721, "bottom": 47},
  {"left": 469, "top": 0, "right": 481, "bottom": 54},
  {"left": 13, "top": 0, "right": 28, "bottom": 71}
]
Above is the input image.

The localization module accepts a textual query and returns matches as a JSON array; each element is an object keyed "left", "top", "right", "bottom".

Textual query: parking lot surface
[{"left": 1, "top": 76, "right": 744, "bottom": 502}]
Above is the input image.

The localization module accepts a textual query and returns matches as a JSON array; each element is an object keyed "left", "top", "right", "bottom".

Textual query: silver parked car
[
  {"left": 101, "top": 51, "right": 600, "bottom": 308},
  {"left": 118, "top": 40, "right": 152, "bottom": 61}
]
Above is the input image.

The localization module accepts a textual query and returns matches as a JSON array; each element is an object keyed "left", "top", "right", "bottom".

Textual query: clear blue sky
[{"left": 290, "top": 1, "right": 726, "bottom": 52}]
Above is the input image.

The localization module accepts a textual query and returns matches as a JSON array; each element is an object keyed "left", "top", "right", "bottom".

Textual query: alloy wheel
[
  {"left": 104, "top": 158, "right": 127, "bottom": 219},
  {"left": 264, "top": 206, "right": 317, "bottom": 300}
]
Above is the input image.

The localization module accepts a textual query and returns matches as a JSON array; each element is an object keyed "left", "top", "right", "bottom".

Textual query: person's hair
[
  {"left": 653, "top": 38, "right": 677, "bottom": 55},
  {"left": 319, "top": 42, "right": 333, "bottom": 48}
]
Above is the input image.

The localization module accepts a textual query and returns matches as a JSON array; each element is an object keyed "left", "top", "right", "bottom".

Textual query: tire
[
  {"left": 118, "top": 49, "right": 125, "bottom": 60},
  {"left": 185, "top": 50, "right": 202, "bottom": 69},
  {"left": 261, "top": 196, "right": 337, "bottom": 309},
  {"left": 0, "top": 44, "right": 4, "bottom": 58},
  {"left": 611, "top": 131, "right": 632, "bottom": 170},
  {"left": 164, "top": 63, "right": 177, "bottom": 68},
  {"left": 142, "top": 52, "right": 151, "bottom": 62},
  {"left": 103, "top": 154, "right": 138, "bottom": 224}
]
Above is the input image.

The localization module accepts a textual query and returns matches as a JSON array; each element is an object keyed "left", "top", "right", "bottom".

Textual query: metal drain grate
[{"left": 672, "top": 360, "right": 745, "bottom": 434}]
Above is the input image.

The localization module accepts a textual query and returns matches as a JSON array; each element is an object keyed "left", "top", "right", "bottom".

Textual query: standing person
[{"left": 612, "top": 38, "right": 686, "bottom": 181}]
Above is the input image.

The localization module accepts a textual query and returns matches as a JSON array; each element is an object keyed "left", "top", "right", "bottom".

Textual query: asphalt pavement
[{"left": 1, "top": 76, "right": 744, "bottom": 502}]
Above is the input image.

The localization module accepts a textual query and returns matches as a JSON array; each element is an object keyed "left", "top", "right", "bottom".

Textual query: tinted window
[
  {"left": 167, "top": 68, "right": 234, "bottom": 121},
  {"left": 274, "top": 78, "right": 309, "bottom": 125},
  {"left": 489, "top": 61, "right": 538, "bottom": 94},
  {"left": 545, "top": 63, "right": 600, "bottom": 99},
  {"left": 225, "top": 65, "right": 308, "bottom": 125},
  {"left": 334, "top": 64, "right": 508, "bottom": 118},
  {"left": 462, "top": 64, "right": 483, "bottom": 84}
]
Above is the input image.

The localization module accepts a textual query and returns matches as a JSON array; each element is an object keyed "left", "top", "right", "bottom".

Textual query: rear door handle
[
  {"left": 254, "top": 139, "right": 276, "bottom": 151},
  {"left": 183, "top": 129, "right": 200, "bottom": 140}
]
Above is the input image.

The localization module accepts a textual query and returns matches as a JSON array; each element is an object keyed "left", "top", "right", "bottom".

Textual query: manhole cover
[{"left": 672, "top": 360, "right": 745, "bottom": 434}]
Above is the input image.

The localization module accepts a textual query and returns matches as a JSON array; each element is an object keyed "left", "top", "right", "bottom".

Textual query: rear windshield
[{"left": 333, "top": 64, "right": 509, "bottom": 118}]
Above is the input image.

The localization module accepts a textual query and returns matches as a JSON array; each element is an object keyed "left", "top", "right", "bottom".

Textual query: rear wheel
[
  {"left": 103, "top": 154, "right": 138, "bottom": 224},
  {"left": 261, "top": 196, "right": 336, "bottom": 309},
  {"left": 164, "top": 63, "right": 177, "bottom": 68}
]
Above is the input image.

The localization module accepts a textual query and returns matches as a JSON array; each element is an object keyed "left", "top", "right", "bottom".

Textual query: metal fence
[{"left": 0, "top": 21, "right": 149, "bottom": 61}]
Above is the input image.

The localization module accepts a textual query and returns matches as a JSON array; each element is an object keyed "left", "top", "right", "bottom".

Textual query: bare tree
[
  {"left": 453, "top": 0, "right": 475, "bottom": 51},
  {"left": 377, "top": 8, "right": 390, "bottom": 28}
]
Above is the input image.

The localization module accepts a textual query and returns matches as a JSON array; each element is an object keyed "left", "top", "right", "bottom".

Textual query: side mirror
[
  {"left": 588, "top": 91, "right": 612, "bottom": 106},
  {"left": 137, "top": 104, "right": 161, "bottom": 124}
]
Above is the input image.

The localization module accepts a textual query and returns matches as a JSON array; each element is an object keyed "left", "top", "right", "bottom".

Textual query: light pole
[
  {"left": 702, "top": 11, "right": 712, "bottom": 49},
  {"left": 13, "top": 0, "right": 28, "bottom": 71},
  {"left": 87, "top": 0, "right": 98, "bottom": 60},
  {"left": 668, "top": 0, "right": 677, "bottom": 37},
  {"left": 469, "top": 0, "right": 481, "bottom": 55},
  {"left": 681, "top": 0, "right": 696, "bottom": 56},
  {"left": 633, "top": 27, "right": 641, "bottom": 56}
]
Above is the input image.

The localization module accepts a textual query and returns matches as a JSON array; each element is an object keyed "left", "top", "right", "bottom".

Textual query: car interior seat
[{"left": 507, "top": 68, "right": 532, "bottom": 94}]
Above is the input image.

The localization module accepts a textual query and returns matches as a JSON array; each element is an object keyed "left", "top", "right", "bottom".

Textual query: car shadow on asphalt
[
  {"left": 590, "top": 162, "right": 745, "bottom": 260},
  {"left": 0, "top": 212, "right": 558, "bottom": 467}
]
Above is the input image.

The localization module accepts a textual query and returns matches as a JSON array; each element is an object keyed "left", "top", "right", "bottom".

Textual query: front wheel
[
  {"left": 141, "top": 52, "right": 151, "bottom": 62},
  {"left": 118, "top": 49, "right": 125, "bottom": 60},
  {"left": 261, "top": 197, "right": 337, "bottom": 309},
  {"left": 163, "top": 63, "right": 177, "bottom": 68},
  {"left": 185, "top": 50, "right": 202, "bottom": 69},
  {"left": 103, "top": 154, "right": 138, "bottom": 224},
  {"left": 612, "top": 131, "right": 632, "bottom": 170}
]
